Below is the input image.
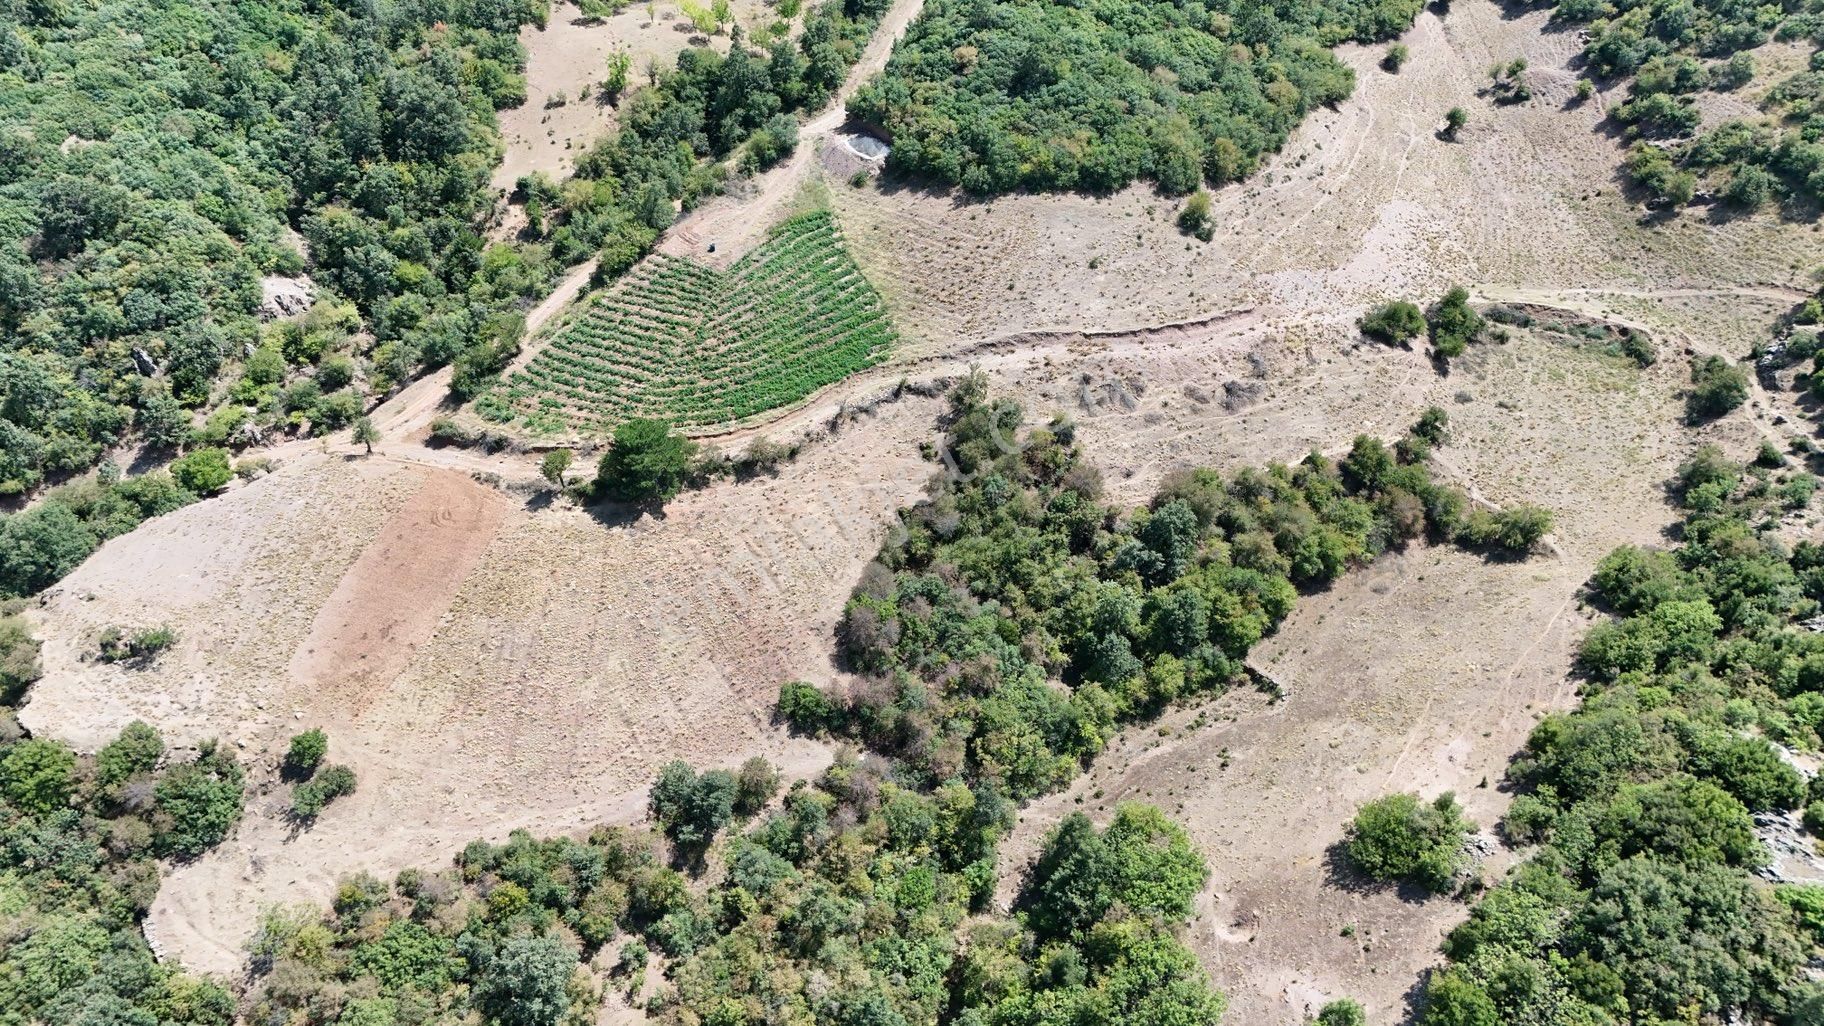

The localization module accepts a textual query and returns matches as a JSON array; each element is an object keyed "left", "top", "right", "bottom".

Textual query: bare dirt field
[{"left": 18, "top": 0, "right": 1823, "bottom": 1015}]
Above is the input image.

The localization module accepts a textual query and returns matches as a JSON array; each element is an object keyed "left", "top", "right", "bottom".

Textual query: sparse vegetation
[
  {"left": 793, "top": 380, "right": 1545, "bottom": 797},
  {"left": 1558, "top": 0, "right": 1824, "bottom": 214},
  {"left": 98, "top": 624, "right": 179, "bottom": 664},
  {"left": 0, "top": 715, "right": 239, "bottom": 1024}
]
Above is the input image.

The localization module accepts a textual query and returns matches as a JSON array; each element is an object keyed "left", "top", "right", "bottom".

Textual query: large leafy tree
[{"left": 595, "top": 418, "right": 697, "bottom": 504}]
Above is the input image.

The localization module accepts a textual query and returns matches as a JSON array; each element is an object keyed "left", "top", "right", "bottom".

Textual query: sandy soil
[{"left": 17, "top": 0, "right": 1823, "bottom": 1015}]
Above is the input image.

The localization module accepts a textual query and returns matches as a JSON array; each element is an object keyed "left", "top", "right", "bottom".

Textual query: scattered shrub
[
  {"left": 170, "top": 447, "right": 233, "bottom": 494},
  {"left": 286, "top": 729, "right": 329, "bottom": 777},
  {"left": 1360, "top": 300, "right": 1427, "bottom": 344},
  {"left": 1345, "top": 791, "right": 1474, "bottom": 892}
]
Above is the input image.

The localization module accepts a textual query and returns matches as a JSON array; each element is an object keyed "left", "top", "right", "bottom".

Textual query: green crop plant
[{"left": 488, "top": 212, "right": 896, "bottom": 436}]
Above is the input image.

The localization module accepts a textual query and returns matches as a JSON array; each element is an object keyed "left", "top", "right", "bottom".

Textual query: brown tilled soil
[
  {"left": 19, "top": 0, "right": 1824, "bottom": 1015},
  {"left": 287, "top": 468, "right": 509, "bottom": 710}
]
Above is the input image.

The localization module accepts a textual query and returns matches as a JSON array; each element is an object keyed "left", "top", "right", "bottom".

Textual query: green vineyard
[{"left": 490, "top": 212, "right": 896, "bottom": 435}]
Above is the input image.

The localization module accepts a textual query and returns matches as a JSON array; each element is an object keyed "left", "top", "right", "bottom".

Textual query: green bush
[
  {"left": 1023, "top": 804, "right": 1209, "bottom": 939},
  {"left": 1428, "top": 287, "right": 1484, "bottom": 359},
  {"left": 0, "top": 738, "right": 76, "bottom": 814},
  {"left": 1686, "top": 355, "right": 1748, "bottom": 421},
  {"left": 648, "top": 761, "right": 737, "bottom": 851},
  {"left": 1344, "top": 791, "right": 1474, "bottom": 892},
  {"left": 292, "top": 764, "right": 358, "bottom": 819},
  {"left": 286, "top": 729, "right": 329, "bottom": 777},
  {"left": 1317, "top": 998, "right": 1366, "bottom": 1026},
  {"left": 1360, "top": 300, "right": 1426, "bottom": 344},
  {"left": 153, "top": 741, "right": 245, "bottom": 858},
  {"left": 171, "top": 448, "right": 233, "bottom": 494}
]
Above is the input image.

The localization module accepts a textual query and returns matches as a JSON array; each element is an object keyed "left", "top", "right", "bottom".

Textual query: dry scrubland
[
  {"left": 17, "top": 0, "right": 1824, "bottom": 1018},
  {"left": 492, "top": 0, "right": 779, "bottom": 196}
]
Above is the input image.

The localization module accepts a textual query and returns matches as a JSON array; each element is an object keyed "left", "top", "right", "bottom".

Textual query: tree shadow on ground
[{"left": 1321, "top": 840, "right": 1439, "bottom": 905}]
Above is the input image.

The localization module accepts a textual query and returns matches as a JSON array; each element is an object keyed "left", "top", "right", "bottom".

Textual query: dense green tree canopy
[{"left": 849, "top": 0, "right": 1423, "bottom": 195}]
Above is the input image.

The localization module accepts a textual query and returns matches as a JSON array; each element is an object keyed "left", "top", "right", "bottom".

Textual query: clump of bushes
[
  {"left": 97, "top": 624, "right": 179, "bottom": 664},
  {"left": 1429, "top": 286, "right": 1485, "bottom": 359},
  {"left": 292, "top": 764, "right": 358, "bottom": 819},
  {"left": 284, "top": 729, "right": 356, "bottom": 821},
  {"left": 170, "top": 447, "right": 233, "bottom": 494},
  {"left": 1687, "top": 355, "right": 1748, "bottom": 422},
  {"left": 1344, "top": 791, "right": 1475, "bottom": 893},
  {"left": 1360, "top": 300, "right": 1426, "bottom": 344}
]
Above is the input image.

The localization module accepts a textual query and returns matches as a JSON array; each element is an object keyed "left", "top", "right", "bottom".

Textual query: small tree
[
  {"left": 596, "top": 419, "right": 697, "bottom": 504},
  {"left": 351, "top": 416, "right": 380, "bottom": 455},
  {"left": 1177, "top": 189, "right": 1214, "bottom": 241},
  {"left": 1359, "top": 300, "right": 1426, "bottom": 344},
  {"left": 1382, "top": 43, "right": 1409, "bottom": 72},
  {"left": 604, "top": 49, "right": 632, "bottom": 100},
  {"left": 171, "top": 447, "right": 233, "bottom": 494},
  {"left": 541, "top": 449, "right": 573, "bottom": 488},
  {"left": 1443, "top": 106, "right": 1468, "bottom": 140},
  {"left": 1344, "top": 791, "right": 1475, "bottom": 893},
  {"left": 285, "top": 729, "right": 328, "bottom": 778},
  {"left": 733, "top": 756, "right": 780, "bottom": 816}
]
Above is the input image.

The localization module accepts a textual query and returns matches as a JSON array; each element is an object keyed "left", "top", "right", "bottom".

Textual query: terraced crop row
[{"left": 491, "top": 211, "right": 896, "bottom": 435}]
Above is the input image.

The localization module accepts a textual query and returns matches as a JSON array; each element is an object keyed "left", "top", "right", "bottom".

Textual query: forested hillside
[
  {"left": 1550, "top": 0, "right": 1824, "bottom": 212},
  {"left": 0, "top": 0, "right": 555, "bottom": 491},
  {"left": 0, "top": 0, "right": 897, "bottom": 602},
  {"left": 847, "top": 0, "right": 1423, "bottom": 194},
  {"left": 1418, "top": 446, "right": 1824, "bottom": 1024}
]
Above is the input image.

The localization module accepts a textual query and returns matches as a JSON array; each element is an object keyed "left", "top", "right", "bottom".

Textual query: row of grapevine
[{"left": 488, "top": 211, "right": 896, "bottom": 436}]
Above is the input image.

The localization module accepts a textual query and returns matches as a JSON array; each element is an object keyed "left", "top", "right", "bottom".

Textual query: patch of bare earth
[{"left": 23, "top": 399, "right": 943, "bottom": 973}]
